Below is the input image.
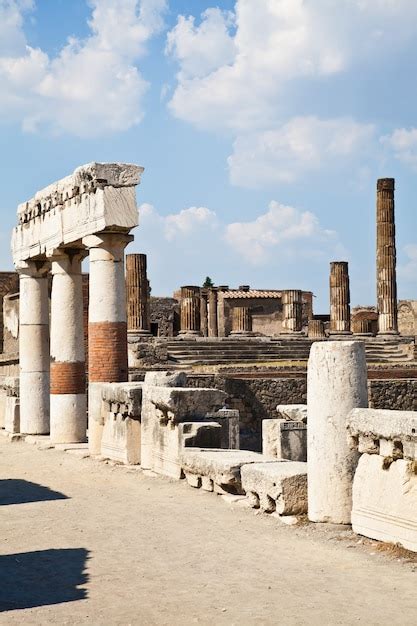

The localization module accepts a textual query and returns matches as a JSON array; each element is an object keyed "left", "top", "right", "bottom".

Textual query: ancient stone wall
[
  {"left": 150, "top": 297, "right": 179, "bottom": 337},
  {"left": 368, "top": 379, "right": 417, "bottom": 411}
]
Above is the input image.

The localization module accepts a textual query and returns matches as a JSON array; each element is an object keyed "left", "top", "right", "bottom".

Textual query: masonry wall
[{"left": 150, "top": 297, "right": 179, "bottom": 337}]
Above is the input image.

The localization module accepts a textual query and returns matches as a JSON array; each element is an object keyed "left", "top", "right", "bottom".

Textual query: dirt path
[{"left": 0, "top": 436, "right": 416, "bottom": 625}]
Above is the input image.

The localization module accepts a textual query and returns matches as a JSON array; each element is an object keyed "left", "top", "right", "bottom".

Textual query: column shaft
[
  {"left": 50, "top": 250, "right": 86, "bottom": 443},
  {"left": 18, "top": 261, "right": 50, "bottom": 434},
  {"left": 208, "top": 289, "right": 218, "bottom": 337},
  {"left": 231, "top": 306, "right": 252, "bottom": 334},
  {"left": 329, "top": 262, "right": 351, "bottom": 334},
  {"left": 126, "top": 253, "right": 151, "bottom": 334},
  {"left": 281, "top": 290, "right": 303, "bottom": 333},
  {"left": 308, "top": 320, "right": 326, "bottom": 339},
  {"left": 376, "top": 178, "right": 398, "bottom": 334},
  {"left": 200, "top": 292, "right": 208, "bottom": 337},
  {"left": 179, "top": 286, "right": 201, "bottom": 335}
]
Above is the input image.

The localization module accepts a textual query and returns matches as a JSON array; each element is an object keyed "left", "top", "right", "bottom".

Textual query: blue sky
[{"left": 1, "top": 0, "right": 417, "bottom": 312}]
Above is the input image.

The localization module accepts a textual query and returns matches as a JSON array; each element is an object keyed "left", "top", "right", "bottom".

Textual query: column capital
[
  {"left": 82, "top": 231, "right": 134, "bottom": 250},
  {"left": 15, "top": 258, "right": 50, "bottom": 277},
  {"left": 47, "top": 247, "right": 88, "bottom": 275}
]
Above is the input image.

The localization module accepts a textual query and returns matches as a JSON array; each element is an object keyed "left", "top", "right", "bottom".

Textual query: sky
[{"left": 1, "top": 0, "right": 417, "bottom": 312}]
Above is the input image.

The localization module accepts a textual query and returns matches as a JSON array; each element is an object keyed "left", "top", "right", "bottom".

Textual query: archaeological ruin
[{"left": 1, "top": 165, "right": 416, "bottom": 554}]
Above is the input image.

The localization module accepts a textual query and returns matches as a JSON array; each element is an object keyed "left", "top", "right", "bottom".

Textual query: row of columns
[{"left": 18, "top": 232, "right": 132, "bottom": 441}]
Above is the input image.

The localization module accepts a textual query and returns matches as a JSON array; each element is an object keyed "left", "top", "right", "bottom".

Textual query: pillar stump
[
  {"left": 308, "top": 319, "right": 326, "bottom": 339},
  {"left": 179, "top": 286, "right": 201, "bottom": 336},
  {"left": 126, "top": 253, "right": 151, "bottom": 335},
  {"left": 376, "top": 178, "right": 398, "bottom": 335},
  {"left": 307, "top": 341, "right": 368, "bottom": 524},
  {"left": 18, "top": 261, "right": 50, "bottom": 434},
  {"left": 231, "top": 306, "right": 252, "bottom": 335},
  {"left": 281, "top": 290, "right": 303, "bottom": 334},
  {"left": 208, "top": 289, "right": 218, "bottom": 337},
  {"left": 329, "top": 261, "right": 352, "bottom": 335},
  {"left": 49, "top": 249, "right": 87, "bottom": 443},
  {"left": 83, "top": 232, "right": 132, "bottom": 454}
]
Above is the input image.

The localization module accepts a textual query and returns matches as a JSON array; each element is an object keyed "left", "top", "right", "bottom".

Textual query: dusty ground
[{"left": 1, "top": 436, "right": 416, "bottom": 626}]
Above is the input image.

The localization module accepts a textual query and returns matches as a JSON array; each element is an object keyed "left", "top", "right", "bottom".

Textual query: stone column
[
  {"left": 308, "top": 320, "right": 326, "bottom": 339},
  {"left": 329, "top": 262, "right": 352, "bottom": 335},
  {"left": 353, "top": 319, "right": 373, "bottom": 336},
  {"left": 179, "top": 286, "right": 201, "bottom": 336},
  {"left": 231, "top": 306, "right": 252, "bottom": 335},
  {"left": 208, "top": 289, "right": 218, "bottom": 337},
  {"left": 18, "top": 260, "right": 50, "bottom": 434},
  {"left": 200, "top": 291, "right": 208, "bottom": 337},
  {"left": 83, "top": 232, "right": 133, "bottom": 453},
  {"left": 49, "top": 250, "right": 87, "bottom": 443},
  {"left": 126, "top": 253, "right": 151, "bottom": 335},
  {"left": 307, "top": 341, "right": 368, "bottom": 524},
  {"left": 376, "top": 178, "right": 398, "bottom": 335},
  {"left": 281, "top": 290, "right": 303, "bottom": 334}
]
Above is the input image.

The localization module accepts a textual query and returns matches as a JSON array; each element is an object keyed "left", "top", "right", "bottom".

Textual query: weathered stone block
[
  {"left": 262, "top": 419, "right": 307, "bottom": 462},
  {"left": 179, "top": 422, "right": 222, "bottom": 449},
  {"left": 352, "top": 453, "right": 417, "bottom": 552},
  {"left": 4, "top": 396, "right": 20, "bottom": 434},
  {"left": 143, "top": 371, "right": 186, "bottom": 388},
  {"left": 241, "top": 462, "right": 307, "bottom": 515},
  {"left": 276, "top": 404, "right": 307, "bottom": 423},
  {"left": 205, "top": 408, "right": 240, "bottom": 449},
  {"left": 101, "top": 414, "right": 141, "bottom": 465}
]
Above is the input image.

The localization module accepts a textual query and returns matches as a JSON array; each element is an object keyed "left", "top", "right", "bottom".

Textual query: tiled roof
[{"left": 221, "top": 290, "right": 283, "bottom": 299}]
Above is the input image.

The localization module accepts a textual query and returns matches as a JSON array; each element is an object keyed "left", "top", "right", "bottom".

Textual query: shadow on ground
[
  {"left": 0, "top": 479, "right": 68, "bottom": 505},
  {"left": 0, "top": 548, "right": 89, "bottom": 612}
]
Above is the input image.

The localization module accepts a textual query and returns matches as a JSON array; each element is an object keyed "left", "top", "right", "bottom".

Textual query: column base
[
  {"left": 353, "top": 332, "right": 374, "bottom": 338},
  {"left": 230, "top": 331, "right": 254, "bottom": 337},
  {"left": 128, "top": 329, "right": 152, "bottom": 337},
  {"left": 177, "top": 331, "right": 202, "bottom": 338},
  {"left": 50, "top": 394, "right": 87, "bottom": 444},
  {"left": 377, "top": 331, "right": 400, "bottom": 337},
  {"left": 280, "top": 331, "right": 305, "bottom": 338},
  {"left": 328, "top": 330, "right": 352, "bottom": 336}
]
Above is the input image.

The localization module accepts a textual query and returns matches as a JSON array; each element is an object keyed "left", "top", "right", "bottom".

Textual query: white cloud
[
  {"left": 228, "top": 116, "right": 375, "bottom": 187},
  {"left": 398, "top": 244, "right": 417, "bottom": 282},
  {"left": 381, "top": 128, "right": 417, "bottom": 170},
  {"left": 139, "top": 203, "right": 218, "bottom": 241},
  {"left": 0, "top": 0, "right": 167, "bottom": 135},
  {"left": 225, "top": 200, "right": 341, "bottom": 264}
]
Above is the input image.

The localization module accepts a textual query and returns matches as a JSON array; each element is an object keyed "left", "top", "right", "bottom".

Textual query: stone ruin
[{"left": 1, "top": 162, "right": 416, "bottom": 555}]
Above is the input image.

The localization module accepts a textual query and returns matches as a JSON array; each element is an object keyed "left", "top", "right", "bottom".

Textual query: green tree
[{"left": 202, "top": 276, "right": 214, "bottom": 288}]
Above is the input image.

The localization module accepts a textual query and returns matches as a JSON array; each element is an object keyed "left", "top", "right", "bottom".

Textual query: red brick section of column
[
  {"left": 200, "top": 290, "right": 208, "bottom": 337},
  {"left": 231, "top": 306, "right": 252, "bottom": 334},
  {"left": 281, "top": 290, "right": 303, "bottom": 333},
  {"left": 179, "top": 286, "right": 201, "bottom": 335},
  {"left": 208, "top": 288, "right": 218, "bottom": 337},
  {"left": 126, "top": 253, "right": 151, "bottom": 335},
  {"left": 376, "top": 178, "right": 399, "bottom": 335},
  {"left": 329, "top": 261, "right": 352, "bottom": 335}
]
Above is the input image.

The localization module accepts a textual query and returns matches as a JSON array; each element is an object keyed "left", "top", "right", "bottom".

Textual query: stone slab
[
  {"left": 241, "top": 462, "right": 307, "bottom": 515},
  {"left": 101, "top": 415, "right": 141, "bottom": 465},
  {"left": 276, "top": 404, "right": 307, "bottom": 423},
  {"left": 348, "top": 408, "right": 417, "bottom": 453}
]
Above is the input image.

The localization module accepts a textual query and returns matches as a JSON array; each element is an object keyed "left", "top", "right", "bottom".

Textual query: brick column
[
  {"left": 49, "top": 249, "right": 87, "bottom": 443},
  {"left": 17, "top": 260, "right": 50, "bottom": 434},
  {"left": 376, "top": 178, "right": 398, "bottom": 335},
  {"left": 231, "top": 306, "right": 252, "bottom": 335},
  {"left": 83, "top": 232, "right": 133, "bottom": 453},
  {"left": 208, "top": 288, "right": 218, "bottom": 337},
  {"left": 179, "top": 286, "right": 201, "bottom": 336},
  {"left": 281, "top": 290, "right": 303, "bottom": 334},
  {"left": 200, "top": 290, "right": 208, "bottom": 337},
  {"left": 329, "top": 261, "right": 352, "bottom": 335},
  {"left": 126, "top": 253, "right": 151, "bottom": 335}
]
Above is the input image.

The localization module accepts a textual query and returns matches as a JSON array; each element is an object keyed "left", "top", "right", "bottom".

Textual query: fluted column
[
  {"left": 353, "top": 319, "right": 373, "bottom": 336},
  {"left": 281, "top": 290, "right": 303, "bottom": 333},
  {"left": 329, "top": 262, "right": 352, "bottom": 335},
  {"left": 376, "top": 178, "right": 398, "bottom": 335},
  {"left": 126, "top": 253, "right": 151, "bottom": 335},
  {"left": 231, "top": 306, "right": 252, "bottom": 335},
  {"left": 179, "top": 286, "right": 201, "bottom": 336},
  {"left": 208, "top": 289, "right": 218, "bottom": 337},
  {"left": 17, "top": 260, "right": 50, "bottom": 434},
  {"left": 200, "top": 291, "right": 208, "bottom": 337},
  {"left": 308, "top": 320, "right": 326, "bottom": 339},
  {"left": 49, "top": 249, "right": 87, "bottom": 443}
]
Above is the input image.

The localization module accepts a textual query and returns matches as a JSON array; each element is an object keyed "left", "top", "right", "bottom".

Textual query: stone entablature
[{"left": 12, "top": 162, "right": 142, "bottom": 263}]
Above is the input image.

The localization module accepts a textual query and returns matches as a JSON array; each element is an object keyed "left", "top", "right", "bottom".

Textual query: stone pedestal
[
  {"left": 281, "top": 290, "right": 303, "bottom": 334},
  {"left": 307, "top": 341, "right": 367, "bottom": 524},
  {"left": 179, "top": 286, "right": 201, "bottom": 336},
  {"left": 18, "top": 261, "right": 50, "bottom": 434},
  {"left": 83, "top": 232, "right": 133, "bottom": 453},
  {"left": 329, "top": 261, "right": 351, "bottom": 335},
  {"left": 200, "top": 291, "right": 208, "bottom": 337},
  {"left": 49, "top": 250, "right": 87, "bottom": 444},
  {"left": 231, "top": 306, "right": 252, "bottom": 335},
  {"left": 376, "top": 178, "right": 398, "bottom": 335},
  {"left": 307, "top": 320, "right": 326, "bottom": 339},
  {"left": 126, "top": 253, "right": 151, "bottom": 335},
  {"left": 208, "top": 289, "right": 218, "bottom": 337}
]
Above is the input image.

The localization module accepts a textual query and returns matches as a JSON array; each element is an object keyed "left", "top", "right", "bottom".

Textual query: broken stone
[{"left": 241, "top": 461, "right": 307, "bottom": 515}]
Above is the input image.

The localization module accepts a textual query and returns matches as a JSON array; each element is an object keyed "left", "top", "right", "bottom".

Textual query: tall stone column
[
  {"left": 376, "top": 178, "right": 398, "bottom": 335},
  {"left": 208, "top": 289, "right": 218, "bottom": 337},
  {"left": 49, "top": 249, "right": 87, "bottom": 443},
  {"left": 329, "top": 262, "right": 351, "bottom": 335},
  {"left": 126, "top": 253, "right": 151, "bottom": 335},
  {"left": 83, "top": 232, "right": 133, "bottom": 453},
  {"left": 231, "top": 306, "right": 252, "bottom": 335},
  {"left": 200, "top": 291, "right": 208, "bottom": 337},
  {"left": 281, "top": 290, "right": 303, "bottom": 334},
  {"left": 179, "top": 286, "right": 201, "bottom": 336},
  {"left": 18, "top": 260, "right": 50, "bottom": 434}
]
